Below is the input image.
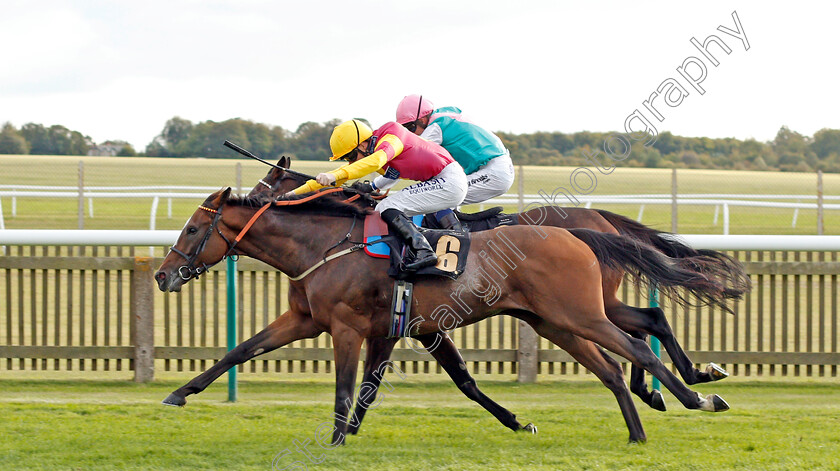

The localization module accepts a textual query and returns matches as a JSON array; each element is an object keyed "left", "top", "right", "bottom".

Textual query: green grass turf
[{"left": 1, "top": 378, "right": 839, "bottom": 470}]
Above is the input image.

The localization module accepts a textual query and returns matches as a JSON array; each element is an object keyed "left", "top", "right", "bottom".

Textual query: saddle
[
  {"left": 423, "top": 206, "right": 520, "bottom": 232},
  {"left": 363, "top": 213, "right": 470, "bottom": 281}
]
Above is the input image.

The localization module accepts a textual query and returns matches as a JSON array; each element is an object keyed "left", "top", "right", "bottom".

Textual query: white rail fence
[
  {"left": 2, "top": 230, "right": 840, "bottom": 250},
  {"left": 2, "top": 231, "right": 839, "bottom": 381},
  {"left": 2, "top": 186, "right": 838, "bottom": 234}
]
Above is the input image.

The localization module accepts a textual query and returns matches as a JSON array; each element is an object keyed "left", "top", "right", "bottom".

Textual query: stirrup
[{"left": 403, "top": 251, "right": 438, "bottom": 271}]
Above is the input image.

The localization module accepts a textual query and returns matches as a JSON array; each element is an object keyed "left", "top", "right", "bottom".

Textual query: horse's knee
[
  {"left": 643, "top": 307, "right": 673, "bottom": 339},
  {"left": 457, "top": 379, "right": 481, "bottom": 401},
  {"left": 599, "top": 367, "right": 627, "bottom": 394},
  {"left": 227, "top": 343, "right": 259, "bottom": 364},
  {"left": 592, "top": 352, "right": 627, "bottom": 393}
]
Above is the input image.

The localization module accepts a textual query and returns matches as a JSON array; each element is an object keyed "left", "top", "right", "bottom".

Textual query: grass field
[
  {"left": 1, "top": 155, "right": 838, "bottom": 234},
  {"left": 1, "top": 377, "right": 839, "bottom": 471}
]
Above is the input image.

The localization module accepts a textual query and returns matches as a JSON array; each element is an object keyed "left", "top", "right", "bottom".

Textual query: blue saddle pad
[{"left": 364, "top": 215, "right": 425, "bottom": 257}]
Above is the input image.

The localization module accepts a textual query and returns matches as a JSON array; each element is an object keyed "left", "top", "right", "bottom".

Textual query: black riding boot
[
  {"left": 380, "top": 209, "right": 438, "bottom": 270},
  {"left": 434, "top": 209, "right": 464, "bottom": 231}
]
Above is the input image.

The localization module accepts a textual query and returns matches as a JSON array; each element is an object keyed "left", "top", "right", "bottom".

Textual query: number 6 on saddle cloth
[
  {"left": 362, "top": 213, "right": 470, "bottom": 281},
  {"left": 362, "top": 212, "right": 471, "bottom": 338}
]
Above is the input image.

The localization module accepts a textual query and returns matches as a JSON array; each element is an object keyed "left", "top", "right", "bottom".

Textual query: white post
[
  {"left": 236, "top": 162, "right": 242, "bottom": 196},
  {"left": 817, "top": 170, "right": 824, "bottom": 235},
  {"left": 792, "top": 207, "right": 799, "bottom": 228},
  {"left": 149, "top": 196, "right": 160, "bottom": 257},
  {"left": 515, "top": 164, "right": 537, "bottom": 383},
  {"left": 11, "top": 191, "right": 15, "bottom": 217},
  {"left": 722, "top": 203, "right": 730, "bottom": 235},
  {"left": 167, "top": 196, "right": 172, "bottom": 219},
  {"left": 671, "top": 168, "right": 678, "bottom": 233},
  {"left": 0, "top": 196, "right": 4, "bottom": 255},
  {"left": 637, "top": 204, "right": 645, "bottom": 222},
  {"left": 77, "top": 161, "right": 84, "bottom": 230},
  {"left": 713, "top": 205, "right": 719, "bottom": 226},
  {"left": 88, "top": 198, "right": 94, "bottom": 218}
]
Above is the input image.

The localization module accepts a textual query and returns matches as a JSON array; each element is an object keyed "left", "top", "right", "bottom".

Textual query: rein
[
  {"left": 172, "top": 187, "right": 371, "bottom": 282},
  {"left": 231, "top": 187, "right": 348, "bottom": 248},
  {"left": 194, "top": 188, "right": 368, "bottom": 282}
]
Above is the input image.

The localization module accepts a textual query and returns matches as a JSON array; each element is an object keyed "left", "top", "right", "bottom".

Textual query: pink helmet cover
[{"left": 396, "top": 94, "right": 435, "bottom": 124}]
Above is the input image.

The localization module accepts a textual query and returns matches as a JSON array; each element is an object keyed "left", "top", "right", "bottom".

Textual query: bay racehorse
[
  {"left": 155, "top": 187, "right": 732, "bottom": 444},
  {"left": 248, "top": 158, "right": 749, "bottom": 430}
]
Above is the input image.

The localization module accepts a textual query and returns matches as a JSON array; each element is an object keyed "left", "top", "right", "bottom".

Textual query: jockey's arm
[
  {"left": 419, "top": 122, "right": 443, "bottom": 144},
  {"left": 371, "top": 167, "right": 400, "bottom": 191},
  {"left": 291, "top": 134, "right": 405, "bottom": 195}
]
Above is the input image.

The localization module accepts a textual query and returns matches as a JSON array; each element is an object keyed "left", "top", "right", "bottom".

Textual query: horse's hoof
[
  {"left": 709, "top": 394, "right": 730, "bottom": 412},
  {"left": 698, "top": 393, "right": 729, "bottom": 412},
  {"left": 628, "top": 436, "right": 647, "bottom": 444},
  {"left": 162, "top": 393, "right": 186, "bottom": 407},
  {"left": 706, "top": 363, "right": 729, "bottom": 381},
  {"left": 650, "top": 390, "right": 667, "bottom": 412},
  {"left": 519, "top": 423, "right": 538, "bottom": 434}
]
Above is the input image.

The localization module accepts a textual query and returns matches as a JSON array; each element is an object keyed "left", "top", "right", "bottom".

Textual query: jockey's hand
[
  {"left": 316, "top": 173, "right": 337, "bottom": 186},
  {"left": 280, "top": 191, "right": 295, "bottom": 199},
  {"left": 348, "top": 180, "right": 376, "bottom": 194}
]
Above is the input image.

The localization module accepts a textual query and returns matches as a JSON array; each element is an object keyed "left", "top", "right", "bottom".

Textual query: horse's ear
[
  {"left": 208, "top": 187, "right": 232, "bottom": 208},
  {"left": 278, "top": 156, "right": 290, "bottom": 169},
  {"left": 220, "top": 187, "right": 232, "bottom": 204}
]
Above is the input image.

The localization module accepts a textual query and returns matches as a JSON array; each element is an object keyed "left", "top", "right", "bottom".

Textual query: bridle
[
  {"left": 168, "top": 205, "right": 235, "bottom": 281},
  {"left": 168, "top": 188, "right": 369, "bottom": 283}
]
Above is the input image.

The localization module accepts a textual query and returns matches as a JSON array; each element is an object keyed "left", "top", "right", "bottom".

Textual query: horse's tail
[
  {"left": 567, "top": 228, "right": 741, "bottom": 313},
  {"left": 593, "top": 209, "right": 751, "bottom": 300}
]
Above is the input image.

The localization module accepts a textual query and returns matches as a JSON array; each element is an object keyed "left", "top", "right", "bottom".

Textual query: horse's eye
[{"left": 187, "top": 227, "right": 198, "bottom": 235}]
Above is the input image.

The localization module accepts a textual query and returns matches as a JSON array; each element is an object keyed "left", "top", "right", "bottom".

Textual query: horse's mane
[{"left": 226, "top": 189, "right": 373, "bottom": 218}]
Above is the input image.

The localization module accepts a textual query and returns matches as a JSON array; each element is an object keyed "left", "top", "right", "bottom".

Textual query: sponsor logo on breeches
[
  {"left": 468, "top": 174, "right": 490, "bottom": 186},
  {"left": 407, "top": 178, "right": 446, "bottom": 195}
]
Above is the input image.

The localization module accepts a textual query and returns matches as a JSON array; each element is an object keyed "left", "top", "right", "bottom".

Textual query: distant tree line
[
  {"left": 3, "top": 117, "right": 840, "bottom": 172},
  {"left": 143, "top": 116, "right": 342, "bottom": 161}
]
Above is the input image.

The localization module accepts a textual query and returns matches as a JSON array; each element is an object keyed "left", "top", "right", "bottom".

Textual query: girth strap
[{"left": 288, "top": 244, "right": 366, "bottom": 281}]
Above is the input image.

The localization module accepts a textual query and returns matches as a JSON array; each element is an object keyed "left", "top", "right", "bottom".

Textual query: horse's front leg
[
  {"left": 329, "top": 323, "right": 364, "bottom": 445},
  {"left": 162, "top": 309, "right": 321, "bottom": 406},
  {"left": 347, "top": 336, "right": 398, "bottom": 435},
  {"left": 417, "top": 332, "right": 533, "bottom": 433}
]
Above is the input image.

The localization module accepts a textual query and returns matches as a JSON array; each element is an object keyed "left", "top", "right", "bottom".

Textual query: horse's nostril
[{"left": 155, "top": 272, "right": 166, "bottom": 281}]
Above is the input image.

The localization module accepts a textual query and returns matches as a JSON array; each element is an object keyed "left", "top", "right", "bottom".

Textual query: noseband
[{"left": 168, "top": 205, "right": 235, "bottom": 281}]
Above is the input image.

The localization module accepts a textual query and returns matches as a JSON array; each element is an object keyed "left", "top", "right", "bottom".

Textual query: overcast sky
[{"left": 1, "top": 1, "right": 836, "bottom": 151}]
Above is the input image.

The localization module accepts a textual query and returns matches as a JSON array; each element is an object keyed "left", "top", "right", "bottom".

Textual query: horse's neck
[
  {"left": 275, "top": 176, "right": 306, "bottom": 195},
  {"left": 226, "top": 205, "right": 354, "bottom": 278}
]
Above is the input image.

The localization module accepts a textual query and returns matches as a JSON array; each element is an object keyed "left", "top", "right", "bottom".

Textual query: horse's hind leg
[
  {"left": 624, "top": 331, "right": 667, "bottom": 412},
  {"left": 572, "top": 316, "right": 729, "bottom": 413},
  {"left": 347, "top": 336, "right": 398, "bottom": 435},
  {"left": 163, "top": 309, "right": 321, "bottom": 406},
  {"left": 419, "top": 332, "right": 531, "bottom": 433},
  {"left": 606, "top": 303, "right": 728, "bottom": 386},
  {"left": 531, "top": 322, "right": 646, "bottom": 443}
]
